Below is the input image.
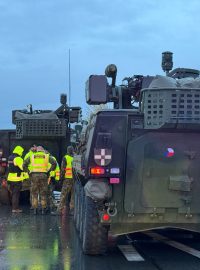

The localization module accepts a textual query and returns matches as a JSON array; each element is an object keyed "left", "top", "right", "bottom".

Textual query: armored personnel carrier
[
  {"left": 73, "top": 52, "right": 200, "bottom": 255},
  {"left": 0, "top": 94, "right": 81, "bottom": 205}
]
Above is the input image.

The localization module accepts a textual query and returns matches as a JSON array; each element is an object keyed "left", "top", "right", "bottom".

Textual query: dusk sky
[{"left": 0, "top": 0, "right": 200, "bottom": 128}]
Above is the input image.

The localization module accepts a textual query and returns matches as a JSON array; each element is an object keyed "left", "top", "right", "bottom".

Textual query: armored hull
[{"left": 73, "top": 55, "right": 200, "bottom": 255}]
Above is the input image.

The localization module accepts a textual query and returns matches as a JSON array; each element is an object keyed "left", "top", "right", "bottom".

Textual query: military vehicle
[
  {"left": 73, "top": 52, "right": 200, "bottom": 255},
  {"left": 0, "top": 94, "right": 81, "bottom": 205}
]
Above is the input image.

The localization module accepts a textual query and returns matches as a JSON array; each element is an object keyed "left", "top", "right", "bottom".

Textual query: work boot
[{"left": 12, "top": 209, "right": 23, "bottom": 213}]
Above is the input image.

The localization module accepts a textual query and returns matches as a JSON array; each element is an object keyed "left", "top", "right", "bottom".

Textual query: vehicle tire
[
  {"left": 79, "top": 186, "right": 85, "bottom": 241},
  {"left": 75, "top": 183, "right": 81, "bottom": 231},
  {"left": 82, "top": 195, "right": 108, "bottom": 255},
  {"left": 74, "top": 181, "right": 81, "bottom": 232},
  {"left": 0, "top": 187, "right": 10, "bottom": 205}
]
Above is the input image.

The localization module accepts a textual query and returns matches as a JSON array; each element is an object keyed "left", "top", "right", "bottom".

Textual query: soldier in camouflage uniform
[
  {"left": 47, "top": 155, "right": 60, "bottom": 211},
  {"left": 23, "top": 146, "right": 56, "bottom": 215},
  {"left": 24, "top": 145, "right": 37, "bottom": 208},
  {"left": 56, "top": 146, "right": 74, "bottom": 215}
]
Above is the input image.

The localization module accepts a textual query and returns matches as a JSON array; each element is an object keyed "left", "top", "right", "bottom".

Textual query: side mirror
[{"left": 85, "top": 75, "right": 108, "bottom": 105}]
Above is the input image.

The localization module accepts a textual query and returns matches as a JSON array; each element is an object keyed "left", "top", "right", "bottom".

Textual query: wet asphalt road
[{"left": 1, "top": 206, "right": 200, "bottom": 270}]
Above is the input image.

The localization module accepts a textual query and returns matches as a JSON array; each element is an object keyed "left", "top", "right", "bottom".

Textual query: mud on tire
[{"left": 82, "top": 195, "right": 108, "bottom": 255}]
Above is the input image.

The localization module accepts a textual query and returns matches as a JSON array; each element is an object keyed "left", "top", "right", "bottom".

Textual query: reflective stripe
[
  {"left": 65, "top": 168, "right": 72, "bottom": 178},
  {"left": 31, "top": 168, "right": 48, "bottom": 173},
  {"left": 65, "top": 168, "right": 72, "bottom": 171},
  {"left": 55, "top": 169, "right": 60, "bottom": 181}
]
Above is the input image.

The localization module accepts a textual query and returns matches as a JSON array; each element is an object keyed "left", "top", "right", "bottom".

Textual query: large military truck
[
  {"left": 73, "top": 52, "right": 200, "bottom": 255},
  {"left": 0, "top": 94, "right": 81, "bottom": 205}
]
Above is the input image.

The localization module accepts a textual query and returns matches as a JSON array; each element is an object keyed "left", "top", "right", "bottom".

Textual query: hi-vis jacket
[
  {"left": 49, "top": 156, "right": 60, "bottom": 181},
  {"left": 23, "top": 151, "right": 56, "bottom": 174},
  {"left": 60, "top": 154, "right": 73, "bottom": 179},
  {"left": 7, "top": 146, "right": 24, "bottom": 182}
]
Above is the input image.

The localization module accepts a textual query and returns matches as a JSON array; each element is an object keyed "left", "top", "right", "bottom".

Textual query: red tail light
[
  {"left": 90, "top": 167, "right": 105, "bottom": 175},
  {"left": 102, "top": 213, "right": 110, "bottom": 221}
]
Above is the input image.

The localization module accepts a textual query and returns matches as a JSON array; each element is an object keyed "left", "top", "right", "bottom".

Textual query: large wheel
[
  {"left": 82, "top": 195, "right": 108, "bottom": 255},
  {"left": 74, "top": 181, "right": 81, "bottom": 231},
  {"left": 79, "top": 187, "right": 85, "bottom": 241}
]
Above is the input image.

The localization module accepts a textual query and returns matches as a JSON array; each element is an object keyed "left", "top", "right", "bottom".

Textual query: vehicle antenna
[{"left": 68, "top": 48, "right": 71, "bottom": 107}]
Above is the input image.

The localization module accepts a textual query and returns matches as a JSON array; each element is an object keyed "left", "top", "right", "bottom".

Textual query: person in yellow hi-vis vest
[
  {"left": 7, "top": 145, "right": 25, "bottom": 213},
  {"left": 23, "top": 146, "right": 56, "bottom": 215},
  {"left": 56, "top": 146, "right": 74, "bottom": 215}
]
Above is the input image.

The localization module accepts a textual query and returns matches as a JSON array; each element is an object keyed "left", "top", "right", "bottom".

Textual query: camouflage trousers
[
  {"left": 30, "top": 173, "right": 48, "bottom": 209},
  {"left": 47, "top": 182, "right": 55, "bottom": 209},
  {"left": 58, "top": 178, "right": 74, "bottom": 211}
]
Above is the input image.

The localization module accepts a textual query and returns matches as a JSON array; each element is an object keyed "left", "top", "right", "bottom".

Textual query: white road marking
[
  {"left": 118, "top": 244, "right": 145, "bottom": 261},
  {"left": 144, "top": 231, "right": 200, "bottom": 259}
]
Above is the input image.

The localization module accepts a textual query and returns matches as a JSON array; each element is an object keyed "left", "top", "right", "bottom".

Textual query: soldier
[
  {"left": 55, "top": 146, "right": 74, "bottom": 215},
  {"left": 7, "top": 145, "right": 25, "bottom": 213},
  {"left": 23, "top": 146, "right": 56, "bottom": 215},
  {"left": 24, "top": 145, "right": 37, "bottom": 207},
  {"left": 47, "top": 155, "right": 60, "bottom": 212}
]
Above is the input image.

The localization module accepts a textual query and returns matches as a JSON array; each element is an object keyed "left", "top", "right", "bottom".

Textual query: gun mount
[{"left": 86, "top": 51, "right": 200, "bottom": 110}]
